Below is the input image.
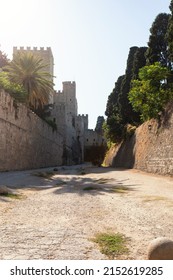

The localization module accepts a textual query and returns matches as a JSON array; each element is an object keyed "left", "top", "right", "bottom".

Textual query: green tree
[
  {"left": 146, "top": 13, "right": 170, "bottom": 66},
  {"left": 104, "top": 75, "right": 125, "bottom": 143},
  {"left": 129, "top": 63, "right": 173, "bottom": 121},
  {"left": 119, "top": 46, "right": 146, "bottom": 124},
  {"left": 0, "top": 71, "right": 27, "bottom": 103},
  {"left": 104, "top": 46, "right": 147, "bottom": 143},
  {"left": 167, "top": 1, "right": 173, "bottom": 64},
  {"left": 5, "top": 51, "right": 54, "bottom": 109},
  {"left": 103, "top": 114, "right": 125, "bottom": 143},
  {"left": 105, "top": 75, "right": 124, "bottom": 118},
  {"left": 132, "top": 47, "right": 148, "bottom": 79}
]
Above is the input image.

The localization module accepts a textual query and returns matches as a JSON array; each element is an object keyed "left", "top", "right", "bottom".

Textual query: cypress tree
[
  {"left": 167, "top": 1, "right": 173, "bottom": 65},
  {"left": 146, "top": 13, "right": 170, "bottom": 66},
  {"left": 119, "top": 47, "right": 142, "bottom": 124}
]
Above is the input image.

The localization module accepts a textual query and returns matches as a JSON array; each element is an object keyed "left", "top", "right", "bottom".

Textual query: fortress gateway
[{"left": 13, "top": 47, "right": 105, "bottom": 165}]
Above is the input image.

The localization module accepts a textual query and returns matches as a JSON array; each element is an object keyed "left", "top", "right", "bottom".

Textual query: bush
[{"left": 0, "top": 71, "right": 27, "bottom": 103}]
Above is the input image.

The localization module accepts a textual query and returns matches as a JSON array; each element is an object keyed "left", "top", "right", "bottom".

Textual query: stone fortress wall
[
  {"left": 84, "top": 129, "right": 105, "bottom": 147},
  {"left": 51, "top": 81, "right": 80, "bottom": 164},
  {"left": 0, "top": 46, "right": 105, "bottom": 170},
  {"left": 51, "top": 81, "right": 104, "bottom": 164},
  {"left": 0, "top": 89, "right": 63, "bottom": 171}
]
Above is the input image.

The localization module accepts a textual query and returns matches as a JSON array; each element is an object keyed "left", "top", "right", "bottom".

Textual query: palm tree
[{"left": 5, "top": 51, "right": 54, "bottom": 109}]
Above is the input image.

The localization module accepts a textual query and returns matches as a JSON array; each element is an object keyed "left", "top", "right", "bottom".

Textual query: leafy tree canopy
[
  {"left": 129, "top": 63, "right": 173, "bottom": 121},
  {"left": 119, "top": 47, "right": 146, "bottom": 124},
  {"left": 0, "top": 71, "right": 27, "bottom": 103}
]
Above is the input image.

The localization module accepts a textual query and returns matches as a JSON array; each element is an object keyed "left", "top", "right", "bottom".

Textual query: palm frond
[{"left": 5, "top": 51, "right": 54, "bottom": 108}]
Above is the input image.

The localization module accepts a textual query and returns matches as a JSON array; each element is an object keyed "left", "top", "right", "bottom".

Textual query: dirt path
[{"left": 0, "top": 165, "right": 173, "bottom": 260}]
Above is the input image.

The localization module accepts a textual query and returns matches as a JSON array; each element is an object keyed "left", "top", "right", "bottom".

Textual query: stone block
[{"left": 147, "top": 237, "right": 173, "bottom": 260}]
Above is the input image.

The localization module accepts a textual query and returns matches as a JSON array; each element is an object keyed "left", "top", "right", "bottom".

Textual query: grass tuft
[
  {"left": 91, "top": 232, "right": 129, "bottom": 259},
  {"left": 0, "top": 193, "right": 22, "bottom": 199}
]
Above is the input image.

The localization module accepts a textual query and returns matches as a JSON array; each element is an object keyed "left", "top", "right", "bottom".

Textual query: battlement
[
  {"left": 13, "top": 47, "right": 53, "bottom": 58},
  {"left": 62, "top": 81, "right": 76, "bottom": 86},
  {"left": 13, "top": 46, "right": 52, "bottom": 52},
  {"left": 56, "top": 90, "right": 62, "bottom": 94},
  {"left": 78, "top": 114, "right": 88, "bottom": 118}
]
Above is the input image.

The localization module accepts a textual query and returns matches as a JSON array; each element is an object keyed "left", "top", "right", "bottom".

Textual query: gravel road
[{"left": 0, "top": 165, "right": 173, "bottom": 260}]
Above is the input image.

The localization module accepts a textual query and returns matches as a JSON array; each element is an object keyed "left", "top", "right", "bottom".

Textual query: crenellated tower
[{"left": 13, "top": 47, "right": 54, "bottom": 104}]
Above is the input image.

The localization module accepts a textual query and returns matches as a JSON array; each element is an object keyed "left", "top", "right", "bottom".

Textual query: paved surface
[{"left": 0, "top": 165, "right": 173, "bottom": 260}]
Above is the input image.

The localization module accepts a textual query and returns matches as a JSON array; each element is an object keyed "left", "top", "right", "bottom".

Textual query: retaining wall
[{"left": 104, "top": 103, "right": 173, "bottom": 176}]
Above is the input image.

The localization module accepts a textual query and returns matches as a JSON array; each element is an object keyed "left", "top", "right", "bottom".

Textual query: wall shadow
[
  {"left": 161, "top": 101, "right": 173, "bottom": 129},
  {"left": 112, "top": 134, "right": 136, "bottom": 169}
]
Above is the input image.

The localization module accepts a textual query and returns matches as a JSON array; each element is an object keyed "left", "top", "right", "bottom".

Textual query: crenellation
[
  {"left": 56, "top": 90, "right": 62, "bottom": 95},
  {"left": 13, "top": 46, "right": 53, "bottom": 52},
  {"left": 13, "top": 46, "right": 54, "bottom": 52},
  {"left": 78, "top": 114, "right": 88, "bottom": 117}
]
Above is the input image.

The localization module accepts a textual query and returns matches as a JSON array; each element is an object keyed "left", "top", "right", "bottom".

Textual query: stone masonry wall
[
  {"left": 0, "top": 90, "right": 63, "bottom": 171},
  {"left": 104, "top": 103, "right": 173, "bottom": 176}
]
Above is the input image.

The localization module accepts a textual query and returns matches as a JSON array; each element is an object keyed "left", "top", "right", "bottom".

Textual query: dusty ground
[{"left": 0, "top": 164, "right": 173, "bottom": 260}]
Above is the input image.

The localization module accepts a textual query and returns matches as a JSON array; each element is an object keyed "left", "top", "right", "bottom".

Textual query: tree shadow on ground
[
  {"left": 52, "top": 175, "right": 137, "bottom": 197},
  {"left": 0, "top": 165, "right": 138, "bottom": 201}
]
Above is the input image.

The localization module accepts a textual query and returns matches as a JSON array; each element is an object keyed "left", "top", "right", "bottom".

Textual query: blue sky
[{"left": 0, "top": 0, "right": 171, "bottom": 128}]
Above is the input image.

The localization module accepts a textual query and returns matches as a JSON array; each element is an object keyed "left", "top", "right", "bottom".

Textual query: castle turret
[{"left": 13, "top": 47, "right": 54, "bottom": 104}]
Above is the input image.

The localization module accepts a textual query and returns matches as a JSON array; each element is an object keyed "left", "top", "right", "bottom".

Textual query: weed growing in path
[
  {"left": 91, "top": 232, "right": 129, "bottom": 259},
  {"left": 0, "top": 193, "right": 22, "bottom": 199}
]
